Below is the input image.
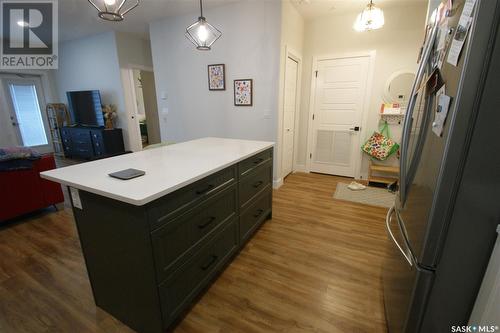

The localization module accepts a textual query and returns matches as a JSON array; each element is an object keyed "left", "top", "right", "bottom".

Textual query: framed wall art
[
  {"left": 208, "top": 64, "right": 226, "bottom": 90},
  {"left": 234, "top": 79, "right": 253, "bottom": 106}
]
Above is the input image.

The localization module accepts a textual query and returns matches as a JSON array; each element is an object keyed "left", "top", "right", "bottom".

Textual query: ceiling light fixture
[
  {"left": 87, "top": 0, "right": 140, "bottom": 22},
  {"left": 185, "top": 0, "right": 222, "bottom": 51},
  {"left": 353, "top": 0, "right": 385, "bottom": 32}
]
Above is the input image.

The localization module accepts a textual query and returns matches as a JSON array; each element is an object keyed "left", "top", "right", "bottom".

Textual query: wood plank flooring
[{"left": 0, "top": 172, "right": 389, "bottom": 333}]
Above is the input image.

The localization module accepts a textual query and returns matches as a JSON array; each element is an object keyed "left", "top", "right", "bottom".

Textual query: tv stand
[{"left": 61, "top": 126, "right": 125, "bottom": 160}]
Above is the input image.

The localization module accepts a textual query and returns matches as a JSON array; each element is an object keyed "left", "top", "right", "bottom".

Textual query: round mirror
[{"left": 383, "top": 70, "right": 416, "bottom": 105}]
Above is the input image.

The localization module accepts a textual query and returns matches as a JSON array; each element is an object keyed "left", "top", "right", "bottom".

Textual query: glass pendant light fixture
[
  {"left": 87, "top": 0, "right": 140, "bottom": 22},
  {"left": 185, "top": 0, "right": 222, "bottom": 51},
  {"left": 353, "top": 0, "right": 385, "bottom": 32}
]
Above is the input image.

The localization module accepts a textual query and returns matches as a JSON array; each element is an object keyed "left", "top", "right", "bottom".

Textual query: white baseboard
[{"left": 273, "top": 178, "right": 283, "bottom": 189}]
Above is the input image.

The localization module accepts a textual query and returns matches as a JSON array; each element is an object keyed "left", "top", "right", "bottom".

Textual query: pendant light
[
  {"left": 87, "top": 0, "right": 140, "bottom": 22},
  {"left": 185, "top": 0, "right": 222, "bottom": 51},
  {"left": 353, "top": 0, "right": 385, "bottom": 32}
]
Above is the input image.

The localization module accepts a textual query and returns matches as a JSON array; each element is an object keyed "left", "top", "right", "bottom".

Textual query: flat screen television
[{"left": 67, "top": 90, "right": 104, "bottom": 127}]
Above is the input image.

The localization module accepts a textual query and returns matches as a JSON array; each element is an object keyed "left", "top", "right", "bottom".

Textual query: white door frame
[
  {"left": 305, "top": 50, "right": 376, "bottom": 180},
  {"left": 277, "top": 45, "right": 303, "bottom": 186},
  {"left": 120, "top": 64, "right": 155, "bottom": 152}
]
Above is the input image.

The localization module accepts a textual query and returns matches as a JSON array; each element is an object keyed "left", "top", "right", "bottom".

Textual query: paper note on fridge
[
  {"left": 447, "top": 0, "right": 476, "bottom": 66},
  {"left": 462, "top": 0, "right": 477, "bottom": 18},
  {"left": 447, "top": 16, "right": 473, "bottom": 66},
  {"left": 432, "top": 85, "right": 452, "bottom": 137}
]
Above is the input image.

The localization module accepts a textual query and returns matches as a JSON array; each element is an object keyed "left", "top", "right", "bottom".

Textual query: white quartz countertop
[{"left": 41, "top": 137, "right": 274, "bottom": 206}]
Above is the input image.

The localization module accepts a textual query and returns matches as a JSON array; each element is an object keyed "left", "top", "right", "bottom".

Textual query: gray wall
[
  {"left": 55, "top": 32, "right": 128, "bottom": 143},
  {"left": 55, "top": 32, "right": 155, "bottom": 151},
  {"left": 149, "top": 0, "right": 281, "bottom": 180}
]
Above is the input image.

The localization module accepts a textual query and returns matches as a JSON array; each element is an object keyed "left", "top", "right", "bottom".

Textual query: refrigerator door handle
[
  {"left": 386, "top": 206, "right": 413, "bottom": 266},
  {"left": 400, "top": 20, "right": 439, "bottom": 206}
]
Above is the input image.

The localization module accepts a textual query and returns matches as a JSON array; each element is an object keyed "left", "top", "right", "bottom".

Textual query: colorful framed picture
[
  {"left": 208, "top": 64, "right": 225, "bottom": 91},
  {"left": 234, "top": 79, "right": 253, "bottom": 106}
]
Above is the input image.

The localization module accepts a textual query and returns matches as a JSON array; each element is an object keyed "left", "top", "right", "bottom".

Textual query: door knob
[{"left": 349, "top": 126, "right": 360, "bottom": 132}]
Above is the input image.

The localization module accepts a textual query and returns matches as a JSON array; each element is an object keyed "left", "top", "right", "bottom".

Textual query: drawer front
[
  {"left": 61, "top": 128, "right": 72, "bottom": 142},
  {"left": 240, "top": 186, "right": 272, "bottom": 244},
  {"left": 72, "top": 141, "right": 92, "bottom": 151},
  {"left": 152, "top": 185, "right": 237, "bottom": 282},
  {"left": 158, "top": 218, "right": 238, "bottom": 328},
  {"left": 239, "top": 161, "right": 272, "bottom": 208},
  {"left": 91, "top": 130, "right": 105, "bottom": 155},
  {"left": 148, "top": 165, "right": 237, "bottom": 230},
  {"left": 238, "top": 149, "right": 272, "bottom": 177},
  {"left": 70, "top": 128, "right": 91, "bottom": 140},
  {"left": 61, "top": 129, "right": 72, "bottom": 155}
]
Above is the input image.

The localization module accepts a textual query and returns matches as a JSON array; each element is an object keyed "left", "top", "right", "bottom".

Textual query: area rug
[{"left": 333, "top": 182, "right": 395, "bottom": 208}]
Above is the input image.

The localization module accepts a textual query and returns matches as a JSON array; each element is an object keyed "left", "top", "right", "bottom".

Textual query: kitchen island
[{"left": 41, "top": 137, "right": 274, "bottom": 333}]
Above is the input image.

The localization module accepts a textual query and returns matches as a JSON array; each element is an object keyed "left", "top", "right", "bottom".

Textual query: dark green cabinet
[
  {"left": 148, "top": 166, "right": 237, "bottom": 230},
  {"left": 240, "top": 186, "right": 272, "bottom": 244},
  {"left": 158, "top": 217, "right": 239, "bottom": 325},
  {"left": 239, "top": 161, "right": 272, "bottom": 208},
  {"left": 71, "top": 148, "right": 273, "bottom": 333},
  {"left": 151, "top": 184, "right": 237, "bottom": 282}
]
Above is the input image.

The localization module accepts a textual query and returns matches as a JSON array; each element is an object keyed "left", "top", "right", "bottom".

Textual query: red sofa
[{"left": 0, "top": 154, "right": 64, "bottom": 223}]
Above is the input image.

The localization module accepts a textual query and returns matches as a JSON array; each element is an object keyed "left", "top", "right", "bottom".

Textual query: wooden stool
[{"left": 368, "top": 162, "right": 399, "bottom": 185}]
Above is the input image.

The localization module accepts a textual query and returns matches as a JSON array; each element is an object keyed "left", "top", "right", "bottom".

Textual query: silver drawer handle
[{"left": 386, "top": 206, "right": 413, "bottom": 266}]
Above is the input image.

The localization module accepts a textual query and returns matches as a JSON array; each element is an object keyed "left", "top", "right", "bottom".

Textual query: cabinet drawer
[
  {"left": 239, "top": 161, "right": 272, "bottom": 208},
  {"left": 70, "top": 128, "right": 91, "bottom": 140},
  {"left": 148, "top": 166, "right": 237, "bottom": 230},
  {"left": 151, "top": 185, "right": 237, "bottom": 282},
  {"left": 240, "top": 186, "right": 272, "bottom": 244},
  {"left": 73, "top": 141, "right": 92, "bottom": 151},
  {"left": 158, "top": 217, "right": 238, "bottom": 328},
  {"left": 61, "top": 129, "right": 71, "bottom": 141},
  {"left": 239, "top": 149, "right": 272, "bottom": 177},
  {"left": 91, "top": 130, "right": 105, "bottom": 153}
]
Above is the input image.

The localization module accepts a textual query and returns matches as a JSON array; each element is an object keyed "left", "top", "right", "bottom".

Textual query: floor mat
[{"left": 333, "top": 182, "right": 395, "bottom": 208}]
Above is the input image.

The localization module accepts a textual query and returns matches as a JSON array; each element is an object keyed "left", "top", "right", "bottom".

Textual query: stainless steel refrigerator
[{"left": 383, "top": 0, "right": 500, "bottom": 332}]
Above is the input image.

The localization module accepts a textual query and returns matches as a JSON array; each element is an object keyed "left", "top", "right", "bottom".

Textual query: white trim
[
  {"left": 120, "top": 68, "right": 143, "bottom": 152},
  {"left": 305, "top": 50, "right": 376, "bottom": 180},
  {"left": 273, "top": 178, "right": 283, "bottom": 189},
  {"left": 277, "top": 45, "right": 303, "bottom": 182},
  {"left": 0, "top": 72, "right": 54, "bottom": 153}
]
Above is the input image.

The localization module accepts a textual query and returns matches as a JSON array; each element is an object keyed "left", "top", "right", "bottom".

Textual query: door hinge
[
  {"left": 315, "top": 70, "right": 318, "bottom": 78},
  {"left": 312, "top": 114, "right": 315, "bottom": 120},
  {"left": 309, "top": 153, "right": 312, "bottom": 159}
]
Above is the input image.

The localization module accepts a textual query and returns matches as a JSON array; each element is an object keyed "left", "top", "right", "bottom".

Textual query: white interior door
[
  {"left": 0, "top": 75, "right": 52, "bottom": 153},
  {"left": 282, "top": 56, "right": 299, "bottom": 178},
  {"left": 309, "top": 56, "right": 370, "bottom": 177}
]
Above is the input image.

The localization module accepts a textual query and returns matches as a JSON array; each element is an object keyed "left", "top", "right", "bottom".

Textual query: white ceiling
[
  {"left": 291, "top": 0, "right": 428, "bottom": 20},
  {"left": 59, "top": 0, "right": 429, "bottom": 42},
  {"left": 58, "top": 0, "right": 239, "bottom": 42}
]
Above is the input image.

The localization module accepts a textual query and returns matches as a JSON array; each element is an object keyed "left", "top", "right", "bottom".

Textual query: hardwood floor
[{"left": 0, "top": 173, "right": 389, "bottom": 333}]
